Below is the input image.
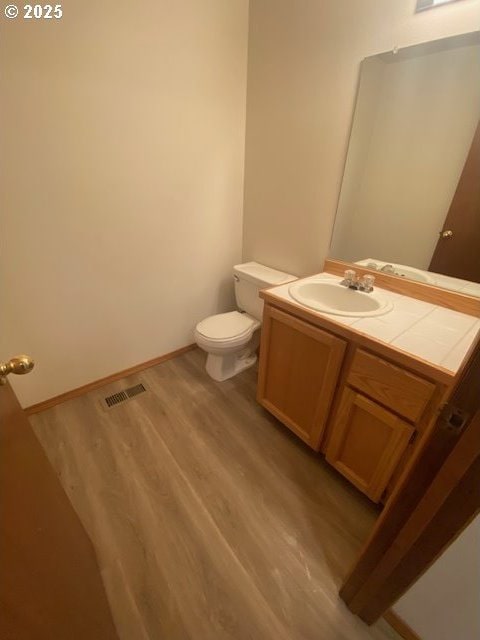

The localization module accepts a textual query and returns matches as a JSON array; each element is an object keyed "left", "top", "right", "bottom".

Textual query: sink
[
  {"left": 355, "top": 259, "right": 435, "bottom": 285},
  {"left": 391, "top": 266, "right": 435, "bottom": 285},
  {"left": 289, "top": 280, "right": 393, "bottom": 317}
]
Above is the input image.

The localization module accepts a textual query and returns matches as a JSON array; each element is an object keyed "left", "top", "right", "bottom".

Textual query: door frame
[{"left": 340, "top": 338, "right": 480, "bottom": 623}]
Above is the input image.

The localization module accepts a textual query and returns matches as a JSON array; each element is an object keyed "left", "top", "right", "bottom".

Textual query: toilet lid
[{"left": 196, "top": 311, "right": 257, "bottom": 341}]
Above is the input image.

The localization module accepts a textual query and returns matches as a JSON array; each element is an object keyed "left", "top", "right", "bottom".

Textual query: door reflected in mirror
[{"left": 330, "top": 32, "right": 480, "bottom": 298}]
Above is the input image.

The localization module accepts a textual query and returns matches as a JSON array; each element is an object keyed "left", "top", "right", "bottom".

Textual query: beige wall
[
  {"left": 1, "top": 0, "right": 249, "bottom": 406},
  {"left": 243, "top": 0, "right": 480, "bottom": 276},
  {"left": 331, "top": 41, "right": 480, "bottom": 269},
  {"left": 394, "top": 515, "right": 480, "bottom": 640}
]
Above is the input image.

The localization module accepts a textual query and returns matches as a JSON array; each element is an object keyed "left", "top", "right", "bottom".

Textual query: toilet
[{"left": 195, "top": 262, "right": 296, "bottom": 381}]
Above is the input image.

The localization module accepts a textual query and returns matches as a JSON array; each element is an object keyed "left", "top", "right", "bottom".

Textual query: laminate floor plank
[{"left": 31, "top": 349, "right": 400, "bottom": 640}]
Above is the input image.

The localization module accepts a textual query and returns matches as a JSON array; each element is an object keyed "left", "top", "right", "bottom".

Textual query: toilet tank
[{"left": 233, "top": 262, "right": 296, "bottom": 320}]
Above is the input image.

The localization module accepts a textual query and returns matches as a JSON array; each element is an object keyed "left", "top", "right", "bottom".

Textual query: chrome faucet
[{"left": 340, "top": 270, "right": 375, "bottom": 293}]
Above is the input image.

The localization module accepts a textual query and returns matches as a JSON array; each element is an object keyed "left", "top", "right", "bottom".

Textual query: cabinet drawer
[{"left": 347, "top": 349, "right": 435, "bottom": 423}]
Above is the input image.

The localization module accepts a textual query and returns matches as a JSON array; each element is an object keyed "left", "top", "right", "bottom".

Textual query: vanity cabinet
[
  {"left": 257, "top": 305, "right": 346, "bottom": 450},
  {"left": 258, "top": 301, "right": 446, "bottom": 503},
  {"left": 325, "top": 389, "right": 414, "bottom": 502}
]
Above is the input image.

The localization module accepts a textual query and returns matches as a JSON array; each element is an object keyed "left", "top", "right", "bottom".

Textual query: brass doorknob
[
  {"left": 0, "top": 355, "right": 34, "bottom": 385},
  {"left": 439, "top": 229, "right": 454, "bottom": 239}
]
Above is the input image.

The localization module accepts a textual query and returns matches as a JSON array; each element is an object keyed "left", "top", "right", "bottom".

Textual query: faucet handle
[
  {"left": 360, "top": 274, "right": 375, "bottom": 292},
  {"left": 342, "top": 269, "right": 357, "bottom": 287},
  {"left": 344, "top": 269, "right": 356, "bottom": 283},
  {"left": 381, "top": 264, "right": 395, "bottom": 274}
]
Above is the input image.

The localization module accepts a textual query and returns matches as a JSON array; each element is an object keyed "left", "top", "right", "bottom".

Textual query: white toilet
[{"left": 195, "top": 262, "right": 296, "bottom": 382}]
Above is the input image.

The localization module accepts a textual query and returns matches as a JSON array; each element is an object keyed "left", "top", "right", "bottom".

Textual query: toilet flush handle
[{"left": 234, "top": 275, "right": 240, "bottom": 282}]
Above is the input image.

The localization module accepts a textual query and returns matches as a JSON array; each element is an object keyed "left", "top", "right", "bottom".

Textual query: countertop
[{"left": 264, "top": 272, "right": 480, "bottom": 375}]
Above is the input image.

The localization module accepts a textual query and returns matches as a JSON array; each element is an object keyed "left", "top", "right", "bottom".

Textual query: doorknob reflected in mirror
[
  {"left": 439, "top": 229, "right": 454, "bottom": 239},
  {"left": 0, "top": 355, "right": 34, "bottom": 385}
]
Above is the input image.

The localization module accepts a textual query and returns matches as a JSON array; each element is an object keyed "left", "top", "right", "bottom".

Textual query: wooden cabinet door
[
  {"left": 257, "top": 305, "right": 346, "bottom": 450},
  {"left": 326, "top": 388, "right": 414, "bottom": 502}
]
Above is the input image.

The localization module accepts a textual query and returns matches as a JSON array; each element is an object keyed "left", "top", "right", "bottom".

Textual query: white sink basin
[
  {"left": 392, "top": 266, "right": 435, "bottom": 284},
  {"left": 289, "top": 280, "right": 393, "bottom": 317},
  {"left": 355, "top": 259, "right": 435, "bottom": 285}
]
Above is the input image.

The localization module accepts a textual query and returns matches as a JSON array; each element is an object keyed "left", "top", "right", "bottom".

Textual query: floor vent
[
  {"left": 104, "top": 383, "right": 147, "bottom": 408},
  {"left": 125, "top": 383, "right": 146, "bottom": 399}
]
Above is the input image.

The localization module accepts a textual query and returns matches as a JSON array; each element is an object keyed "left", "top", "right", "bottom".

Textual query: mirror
[
  {"left": 416, "top": 0, "right": 467, "bottom": 11},
  {"left": 330, "top": 32, "right": 480, "bottom": 298}
]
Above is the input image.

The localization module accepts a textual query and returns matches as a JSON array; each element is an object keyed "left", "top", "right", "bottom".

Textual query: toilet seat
[{"left": 195, "top": 311, "right": 260, "bottom": 348}]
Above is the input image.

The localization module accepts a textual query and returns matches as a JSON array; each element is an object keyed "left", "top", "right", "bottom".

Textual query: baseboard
[
  {"left": 384, "top": 610, "right": 421, "bottom": 640},
  {"left": 25, "top": 344, "right": 197, "bottom": 415}
]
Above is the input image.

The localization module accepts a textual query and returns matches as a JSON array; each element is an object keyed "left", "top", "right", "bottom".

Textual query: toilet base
[{"left": 205, "top": 350, "right": 257, "bottom": 382}]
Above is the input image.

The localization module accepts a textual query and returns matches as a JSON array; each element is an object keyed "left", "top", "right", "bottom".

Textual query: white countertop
[{"left": 266, "top": 273, "right": 480, "bottom": 374}]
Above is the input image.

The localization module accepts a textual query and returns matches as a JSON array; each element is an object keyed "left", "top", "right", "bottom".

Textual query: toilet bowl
[
  {"left": 194, "top": 262, "right": 296, "bottom": 382},
  {"left": 195, "top": 311, "right": 261, "bottom": 381}
]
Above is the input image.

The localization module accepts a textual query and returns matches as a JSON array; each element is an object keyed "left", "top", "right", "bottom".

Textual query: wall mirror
[
  {"left": 416, "top": 0, "right": 467, "bottom": 11},
  {"left": 330, "top": 32, "right": 480, "bottom": 298}
]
